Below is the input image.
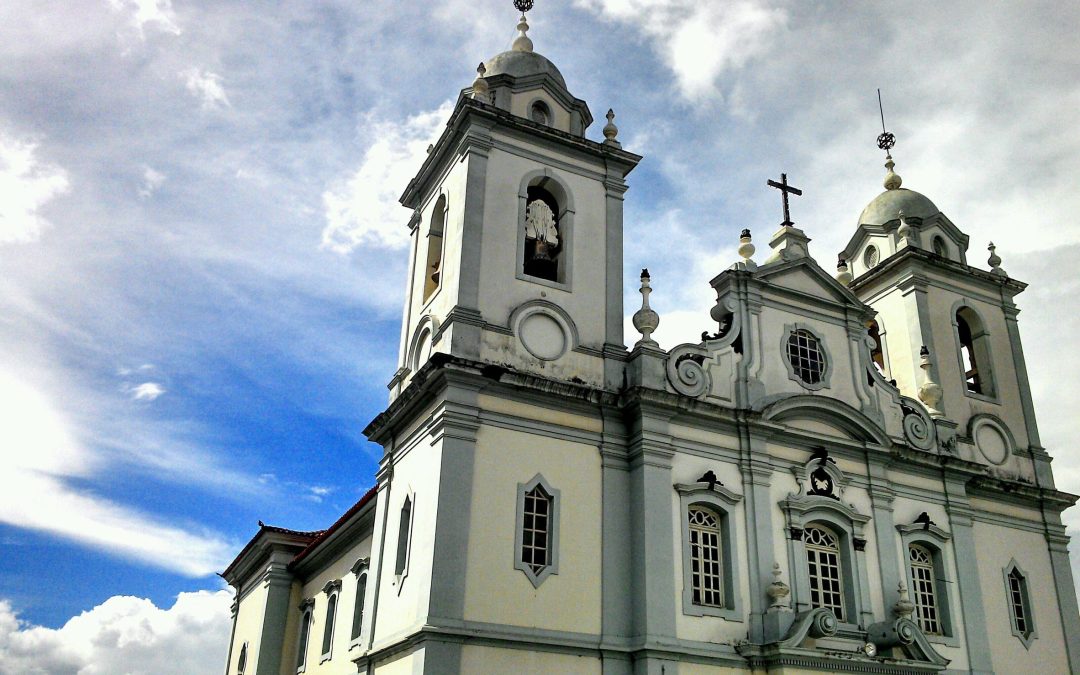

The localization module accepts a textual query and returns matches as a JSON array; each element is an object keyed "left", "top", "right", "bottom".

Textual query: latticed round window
[
  {"left": 864, "top": 244, "right": 880, "bottom": 268},
  {"left": 787, "top": 329, "right": 825, "bottom": 385}
]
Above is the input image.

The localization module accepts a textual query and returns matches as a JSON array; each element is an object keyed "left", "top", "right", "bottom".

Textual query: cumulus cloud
[
  {"left": 0, "top": 371, "right": 233, "bottom": 577},
  {"left": 0, "top": 131, "right": 70, "bottom": 244},
  {"left": 108, "top": 0, "right": 182, "bottom": 38},
  {"left": 130, "top": 382, "right": 165, "bottom": 401},
  {"left": 575, "top": 0, "right": 787, "bottom": 100},
  {"left": 321, "top": 101, "right": 455, "bottom": 252},
  {"left": 182, "top": 69, "right": 231, "bottom": 110},
  {"left": 0, "top": 590, "right": 230, "bottom": 675}
]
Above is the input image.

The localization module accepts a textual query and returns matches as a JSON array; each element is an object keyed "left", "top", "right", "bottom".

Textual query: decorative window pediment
[{"left": 676, "top": 473, "right": 745, "bottom": 620}]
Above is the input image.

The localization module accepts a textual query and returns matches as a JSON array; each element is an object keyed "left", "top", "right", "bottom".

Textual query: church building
[{"left": 222, "top": 4, "right": 1080, "bottom": 674}]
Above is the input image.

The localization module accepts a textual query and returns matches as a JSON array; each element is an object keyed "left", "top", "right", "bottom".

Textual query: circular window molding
[
  {"left": 781, "top": 324, "right": 832, "bottom": 391},
  {"left": 970, "top": 415, "right": 1015, "bottom": 466},
  {"left": 510, "top": 301, "right": 577, "bottom": 362},
  {"left": 864, "top": 244, "right": 880, "bottom": 269}
]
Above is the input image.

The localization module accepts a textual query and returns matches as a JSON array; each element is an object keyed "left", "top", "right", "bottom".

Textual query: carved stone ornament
[
  {"left": 666, "top": 343, "right": 711, "bottom": 397},
  {"left": 767, "top": 563, "right": 791, "bottom": 610},
  {"left": 893, "top": 581, "right": 915, "bottom": 618},
  {"left": 901, "top": 398, "right": 935, "bottom": 451},
  {"left": 524, "top": 200, "right": 558, "bottom": 246}
]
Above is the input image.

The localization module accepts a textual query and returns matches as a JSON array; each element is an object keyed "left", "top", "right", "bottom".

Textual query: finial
[
  {"left": 512, "top": 3, "right": 534, "bottom": 53},
  {"left": 917, "top": 345, "right": 943, "bottom": 416},
  {"left": 602, "top": 108, "right": 620, "bottom": 147},
  {"left": 877, "top": 90, "right": 902, "bottom": 190},
  {"left": 471, "top": 62, "right": 490, "bottom": 101},
  {"left": 766, "top": 563, "right": 791, "bottom": 610},
  {"left": 738, "top": 228, "right": 757, "bottom": 270},
  {"left": 893, "top": 581, "right": 915, "bottom": 619},
  {"left": 835, "top": 255, "right": 852, "bottom": 287},
  {"left": 987, "top": 242, "right": 1006, "bottom": 277},
  {"left": 632, "top": 268, "right": 660, "bottom": 348}
]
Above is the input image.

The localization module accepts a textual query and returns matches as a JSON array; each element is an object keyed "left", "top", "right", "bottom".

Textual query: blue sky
[{"left": 2, "top": 1, "right": 1079, "bottom": 671}]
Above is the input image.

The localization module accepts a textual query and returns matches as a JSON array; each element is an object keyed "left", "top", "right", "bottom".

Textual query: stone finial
[
  {"left": 988, "top": 242, "right": 1007, "bottom": 277},
  {"left": 602, "top": 109, "right": 621, "bottom": 147},
  {"left": 767, "top": 563, "right": 791, "bottom": 610},
  {"left": 893, "top": 582, "right": 915, "bottom": 619},
  {"left": 512, "top": 14, "right": 533, "bottom": 52},
  {"left": 835, "top": 255, "right": 852, "bottom": 287},
  {"left": 632, "top": 268, "right": 660, "bottom": 348},
  {"left": 471, "top": 63, "right": 490, "bottom": 101},
  {"left": 883, "top": 155, "right": 902, "bottom": 190},
  {"left": 738, "top": 228, "right": 757, "bottom": 270},
  {"left": 917, "top": 345, "right": 943, "bottom": 417},
  {"left": 896, "top": 209, "right": 919, "bottom": 248}
]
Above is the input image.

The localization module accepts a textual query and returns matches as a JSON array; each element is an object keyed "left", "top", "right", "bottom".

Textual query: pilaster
[
  {"left": 739, "top": 426, "right": 776, "bottom": 644},
  {"left": 599, "top": 406, "right": 633, "bottom": 675},
  {"left": 867, "top": 458, "right": 901, "bottom": 613},
  {"left": 254, "top": 560, "right": 294, "bottom": 675},
  {"left": 942, "top": 479, "right": 993, "bottom": 675}
]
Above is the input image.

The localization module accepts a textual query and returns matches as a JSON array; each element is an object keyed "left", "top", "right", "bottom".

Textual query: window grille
[
  {"left": 805, "top": 525, "right": 845, "bottom": 621},
  {"left": 688, "top": 506, "right": 724, "bottom": 607},
  {"left": 909, "top": 545, "right": 941, "bottom": 634},
  {"left": 521, "top": 484, "right": 552, "bottom": 575},
  {"left": 787, "top": 330, "right": 825, "bottom": 385},
  {"left": 1008, "top": 567, "right": 1031, "bottom": 637}
]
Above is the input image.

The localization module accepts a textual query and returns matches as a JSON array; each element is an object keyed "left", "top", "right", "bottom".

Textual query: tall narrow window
[
  {"left": 956, "top": 307, "right": 993, "bottom": 396},
  {"left": 351, "top": 573, "right": 367, "bottom": 641},
  {"left": 423, "top": 196, "right": 446, "bottom": 302},
  {"left": 395, "top": 496, "right": 412, "bottom": 576},
  {"left": 909, "top": 545, "right": 941, "bottom": 634},
  {"left": 805, "top": 525, "right": 845, "bottom": 621},
  {"left": 296, "top": 606, "right": 312, "bottom": 672},
  {"left": 321, "top": 592, "right": 337, "bottom": 659},
  {"left": 867, "top": 320, "right": 885, "bottom": 374},
  {"left": 1006, "top": 564, "right": 1034, "bottom": 643},
  {"left": 523, "top": 186, "right": 561, "bottom": 282},
  {"left": 688, "top": 506, "right": 723, "bottom": 607},
  {"left": 530, "top": 101, "right": 551, "bottom": 126},
  {"left": 237, "top": 643, "right": 247, "bottom": 675},
  {"left": 521, "top": 483, "right": 552, "bottom": 575}
]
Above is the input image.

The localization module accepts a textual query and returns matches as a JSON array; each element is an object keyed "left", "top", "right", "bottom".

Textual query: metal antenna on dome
[{"left": 876, "top": 89, "right": 896, "bottom": 158}]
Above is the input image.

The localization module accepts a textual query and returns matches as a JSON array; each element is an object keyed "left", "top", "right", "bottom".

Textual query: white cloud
[
  {"left": 321, "top": 101, "right": 455, "bottom": 252},
  {"left": 138, "top": 166, "right": 166, "bottom": 198},
  {"left": 182, "top": 69, "right": 231, "bottom": 110},
  {"left": 575, "top": 0, "right": 787, "bottom": 100},
  {"left": 0, "top": 590, "right": 230, "bottom": 675},
  {"left": 130, "top": 382, "right": 165, "bottom": 401},
  {"left": 0, "top": 131, "right": 70, "bottom": 244},
  {"left": 108, "top": 0, "right": 182, "bottom": 38},
  {"left": 0, "top": 371, "right": 233, "bottom": 577}
]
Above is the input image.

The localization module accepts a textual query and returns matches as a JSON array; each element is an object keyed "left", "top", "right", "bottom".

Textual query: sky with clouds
[{"left": 1, "top": 0, "right": 1078, "bottom": 672}]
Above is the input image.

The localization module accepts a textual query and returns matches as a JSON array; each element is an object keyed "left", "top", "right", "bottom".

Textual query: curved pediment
[{"left": 762, "top": 395, "right": 890, "bottom": 446}]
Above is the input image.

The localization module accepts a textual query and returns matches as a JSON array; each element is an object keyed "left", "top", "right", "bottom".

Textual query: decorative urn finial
[
  {"left": 738, "top": 228, "right": 757, "bottom": 270},
  {"left": 877, "top": 89, "right": 902, "bottom": 190},
  {"left": 988, "top": 241, "right": 1007, "bottom": 277},
  {"left": 766, "top": 562, "right": 791, "bottom": 610},
  {"left": 602, "top": 109, "right": 620, "bottom": 147},
  {"left": 893, "top": 582, "right": 915, "bottom": 619},
  {"left": 632, "top": 268, "right": 660, "bottom": 348},
  {"left": 471, "top": 62, "right": 489, "bottom": 101},
  {"left": 917, "top": 345, "right": 944, "bottom": 416},
  {"left": 836, "top": 255, "right": 852, "bottom": 286},
  {"left": 512, "top": 1, "right": 534, "bottom": 53}
]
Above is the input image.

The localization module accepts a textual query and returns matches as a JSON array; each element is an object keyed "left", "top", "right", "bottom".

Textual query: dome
[
  {"left": 858, "top": 187, "right": 941, "bottom": 226},
  {"left": 483, "top": 50, "right": 567, "bottom": 90}
]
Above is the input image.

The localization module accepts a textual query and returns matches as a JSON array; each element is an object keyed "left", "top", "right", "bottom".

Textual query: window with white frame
[
  {"left": 1005, "top": 561, "right": 1035, "bottom": 646},
  {"left": 351, "top": 572, "right": 367, "bottom": 642},
  {"left": 805, "top": 524, "right": 845, "bottom": 621},
  {"left": 514, "top": 474, "right": 560, "bottom": 587},
  {"left": 688, "top": 506, "right": 724, "bottom": 607},
  {"left": 909, "top": 544, "right": 941, "bottom": 634},
  {"left": 320, "top": 580, "right": 340, "bottom": 661},
  {"left": 296, "top": 602, "right": 313, "bottom": 673}
]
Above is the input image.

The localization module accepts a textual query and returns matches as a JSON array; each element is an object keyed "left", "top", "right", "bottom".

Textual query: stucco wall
[{"left": 460, "top": 644, "right": 601, "bottom": 674}]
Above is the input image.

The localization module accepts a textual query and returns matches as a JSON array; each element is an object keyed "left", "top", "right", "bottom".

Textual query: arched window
[
  {"left": 351, "top": 572, "right": 367, "bottom": 642},
  {"left": 688, "top": 506, "right": 724, "bottom": 607},
  {"left": 909, "top": 544, "right": 941, "bottom": 634},
  {"left": 956, "top": 306, "right": 993, "bottom": 396},
  {"left": 867, "top": 320, "right": 885, "bottom": 374},
  {"left": 523, "top": 185, "right": 562, "bottom": 281},
  {"left": 932, "top": 235, "right": 949, "bottom": 258},
  {"left": 530, "top": 100, "right": 551, "bottom": 126},
  {"left": 423, "top": 195, "right": 446, "bottom": 302},
  {"left": 296, "top": 603, "right": 313, "bottom": 672},
  {"left": 805, "top": 524, "right": 845, "bottom": 621},
  {"left": 395, "top": 496, "right": 412, "bottom": 576},
  {"left": 321, "top": 590, "right": 338, "bottom": 659}
]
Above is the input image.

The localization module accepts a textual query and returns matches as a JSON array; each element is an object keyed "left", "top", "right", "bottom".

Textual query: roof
[
  {"left": 484, "top": 50, "right": 567, "bottom": 89},
  {"left": 858, "top": 187, "right": 940, "bottom": 226},
  {"left": 289, "top": 485, "right": 378, "bottom": 569}
]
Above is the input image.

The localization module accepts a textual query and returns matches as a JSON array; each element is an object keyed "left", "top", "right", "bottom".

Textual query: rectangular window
[
  {"left": 909, "top": 545, "right": 941, "bottom": 634},
  {"left": 688, "top": 507, "right": 723, "bottom": 607},
  {"left": 805, "top": 525, "right": 845, "bottom": 622}
]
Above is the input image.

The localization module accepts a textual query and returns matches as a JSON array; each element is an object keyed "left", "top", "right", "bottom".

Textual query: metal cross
[{"left": 767, "top": 173, "right": 802, "bottom": 227}]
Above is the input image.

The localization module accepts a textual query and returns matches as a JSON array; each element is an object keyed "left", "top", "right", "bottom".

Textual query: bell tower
[
  {"left": 839, "top": 140, "right": 1049, "bottom": 482},
  {"left": 388, "top": 5, "right": 641, "bottom": 399}
]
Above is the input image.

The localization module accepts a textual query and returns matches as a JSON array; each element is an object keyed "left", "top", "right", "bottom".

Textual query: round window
[
  {"left": 863, "top": 244, "right": 880, "bottom": 269},
  {"left": 787, "top": 329, "right": 825, "bottom": 385},
  {"left": 530, "top": 101, "right": 550, "bottom": 126},
  {"left": 933, "top": 236, "right": 948, "bottom": 258}
]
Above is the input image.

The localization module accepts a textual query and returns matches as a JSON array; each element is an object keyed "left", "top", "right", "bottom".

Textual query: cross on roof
[{"left": 767, "top": 173, "right": 802, "bottom": 227}]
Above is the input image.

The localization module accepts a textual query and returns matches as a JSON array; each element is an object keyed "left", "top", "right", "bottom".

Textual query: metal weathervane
[{"left": 876, "top": 88, "right": 896, "bottom": 155}]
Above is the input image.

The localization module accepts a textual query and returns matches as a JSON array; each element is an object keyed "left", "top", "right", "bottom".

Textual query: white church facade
[{"left": 222, "top": 6, "right": 1080, "bottom": 674}]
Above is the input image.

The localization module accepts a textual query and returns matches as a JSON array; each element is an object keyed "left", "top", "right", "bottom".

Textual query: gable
[{"left": 755, "top": 257, "right": 873, "bottom": 314}]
